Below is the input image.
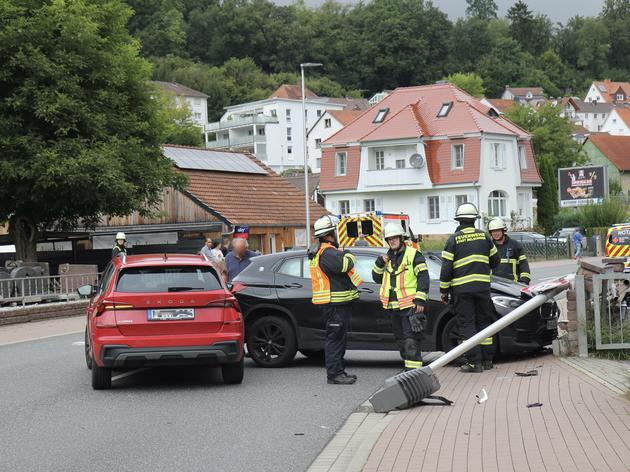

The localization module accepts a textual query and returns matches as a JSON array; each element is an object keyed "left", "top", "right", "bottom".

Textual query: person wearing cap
[
  {"left": 439, "top": 203, "right": 500, "bottom": 373},
  {"left": 308, "top": 215, "right": 363, "bottom": 385},
  {"left": 487, "top": 218, "right": 531, "bottom": 284},
  {"left": 112, "top": 232, "right": 127, "bottom": 259},
  {"left": 372, "top": 222, "right": 429, "bottom": 372}
]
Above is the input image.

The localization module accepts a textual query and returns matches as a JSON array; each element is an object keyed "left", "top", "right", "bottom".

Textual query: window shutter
[
  {"left": 418, "top": 196, "right": 426, "bottom": 222},
  {"left": 376, "top": 198, "right": 384, "bottom": 212},
  {"left": 439, "top": 195, "right": 448, "bottom": 222}
]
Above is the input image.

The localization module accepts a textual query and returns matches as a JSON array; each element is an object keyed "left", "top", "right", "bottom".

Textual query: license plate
[
  {"left": 148, "top": 308, "right": 195, "bottom": 321},
  {"left": 546, "top": 319, "right": 557, "bottom": 330}
]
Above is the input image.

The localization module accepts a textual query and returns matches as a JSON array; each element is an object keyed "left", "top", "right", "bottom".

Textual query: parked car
[
  {"left": 552, "top": 227, "right": 580, "bottom": 242},
  {"left": 231, "top": 248, "right": 559, "bottom": 368},
  {"left": 79, "top": 254, "right": 244, "bottom": 389}
]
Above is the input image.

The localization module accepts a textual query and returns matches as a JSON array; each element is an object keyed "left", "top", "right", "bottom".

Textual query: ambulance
[
  {"left": 336, "top": 211, "right": 413, "bottom": 247},
  {"left": 605, "top": 223, "right": 630, "bottom": 257}
]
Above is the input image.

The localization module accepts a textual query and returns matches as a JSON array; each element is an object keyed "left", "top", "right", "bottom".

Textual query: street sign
[
  {"left": 233, "top": 225, "right": 249, "bottom": 239},
  {"left": 558, "top": 165, "right": 607, "bottom": 207}
]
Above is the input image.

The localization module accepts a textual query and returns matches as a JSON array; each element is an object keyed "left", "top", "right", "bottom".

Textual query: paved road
[
  {"left": 529, "top": 258, "right": 580, "bottom": 284},
  {"left": 0, "top": 333, "right": 400, "bottom": 472}
]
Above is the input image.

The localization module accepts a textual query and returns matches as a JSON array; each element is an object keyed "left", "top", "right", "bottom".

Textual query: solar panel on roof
[
  {"left": 598, "top": 84, "right": 607, "bottom": 92},
  {"left": 163, "top": 147, "right": 267, "bottom": 174}
]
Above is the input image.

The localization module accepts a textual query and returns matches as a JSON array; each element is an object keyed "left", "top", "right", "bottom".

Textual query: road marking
[
  {"left": 72, "top": 341, "right": 85, "bottom": 346},
  {"left": 112, "top": 368, "right": 150, "bottom": 382},
  {"left": 0, "top": 330, "right": 84, "bottom": 347}
]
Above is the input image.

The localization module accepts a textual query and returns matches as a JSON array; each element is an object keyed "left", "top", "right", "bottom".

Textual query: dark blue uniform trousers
[{"left": 321, "top": 303, "right": 353, "bottom": 379}]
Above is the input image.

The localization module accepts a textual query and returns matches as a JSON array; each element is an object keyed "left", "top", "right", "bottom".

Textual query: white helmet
[
  {"left": 115, "top": 232, "right": 126, "bottom": 240},
  {"left": 488, "top": 217, "right": 507, "bottom": 232},
  {"left": 313, "top": 215, "right": 336, "bottom": 238},
  {"left": 455, "top": 202, "right": 480, "bottom": 221},
  {"left": 383, "top": 222, "right": 405, "bottom": 239}
]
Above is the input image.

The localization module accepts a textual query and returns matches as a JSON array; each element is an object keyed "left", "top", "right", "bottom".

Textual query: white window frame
[
  {"left": 455, "top": 194, "right": 468, "bottom": 207},
  {"left": 335, "top": 152, "right": 347, "bottom": 176},
  {"left": 488, "top": 190, "right": 507, "bottom": 217},
  {"left": 286, "top": 127, "right": 292, "bottom": 142},
  {"left": 451, "top": 144, "right": 464, "bottom": 169},
  {"left": 518, "top": 145, "right": 528, "bottom": 170},
  {"left": 324, "top": 118, "right": 332, "bottom": 128},
  {"left": 364, "top": 199, "right": 375, "bottom": 212},
  {"left": 427, "top": 196, "right": 440, "bottom": 221},
  {"left": 339, "top": 200, "right": 350, "bottom": 215},
  {"left": 285, "top": 109, "right": 291, "bottom": 122},
  {"left": 491, "top": 143, "right": 505, "bottom": 169},
  {"left": 316, "top": 157, "right": 321, "bottom": 169},
  {"left": 395, "top": 159, "right": 405, "bottom": 169},
  {"left": 375, "top": 150, "right": 385, "bottom": 170},
  {"left": 287, "top": 146, "right": 293, "bottom": 157},
  {"left": 315, "top": 138, "right": 321, "bottom": 148},
  {"left": 617, "top": 93, "right": 625, "bottom": 101},
  {"left": 373, "top": 108, "right": 389, "bottom": 123},
  {"left": 317, "top": 109, "right": 322, "bottom": 117}
]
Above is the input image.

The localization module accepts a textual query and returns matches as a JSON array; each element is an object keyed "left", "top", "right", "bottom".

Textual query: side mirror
[
  {"left": 226, "top": 282, "right": 234, "bottom": 292},
  {"left": 78, "top": 284, "right": 96, "bottom": 298}
]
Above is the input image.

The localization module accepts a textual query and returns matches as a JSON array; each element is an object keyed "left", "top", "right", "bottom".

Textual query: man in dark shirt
[{"left": 225, "top": 238, "right": 258, "bottom": 281}]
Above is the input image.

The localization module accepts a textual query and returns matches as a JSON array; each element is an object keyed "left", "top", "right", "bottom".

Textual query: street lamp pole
[{"left": 300, "top": 62, "right": 322, "bottom": 246}]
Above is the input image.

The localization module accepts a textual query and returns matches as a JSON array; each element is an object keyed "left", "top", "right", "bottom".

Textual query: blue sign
[{"left": 234, "top": 225, "right": 249, "bottom": 238}]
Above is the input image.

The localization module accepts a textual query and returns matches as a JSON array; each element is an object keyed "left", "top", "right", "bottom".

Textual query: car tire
[
  {"left": 222, "top": 358, "right": 245, "bottom": 384},
  {"left": 247, "top": 315, "right": 297, "bottom": 368},
  {"left": 91, "top": 358, "right": 112, "bottom": 390},
  {"left": 85, "top": 327, "right": 93, "bottom": 370},
  {"left": 299, "top": 349, "right": 325, "bottom": 361}
]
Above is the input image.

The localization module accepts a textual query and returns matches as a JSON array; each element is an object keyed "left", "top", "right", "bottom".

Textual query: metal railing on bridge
[{"left": 0, "top": 273, "right": 101, "bottom": 306}]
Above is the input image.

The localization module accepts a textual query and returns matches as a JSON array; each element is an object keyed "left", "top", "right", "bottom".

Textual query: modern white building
[
  {"left": 319, "top": 84, "right": 541, "bottom": 235},
  {"left": 307, "top": 110, "right": 363, "bottom": 173},
  {"left": 151, "top": 81, "right": 209, "bottom": 128},
  {"left": 601, "top": 107, "right": 630, "bottom": 136},
  {"left": 560, "top": 98, "right": 613, "bottom": 132},
  {"left": 206, "top": 84, "right": 368, "bottom": 172}
]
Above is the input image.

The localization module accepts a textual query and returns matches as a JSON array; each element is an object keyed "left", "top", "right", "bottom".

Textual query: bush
[
  {"left": 552, "top": 209, "right": 581, "bottom": 232},
  {"left": 574, "top": 199, "right": 629, "bottom": 229}
]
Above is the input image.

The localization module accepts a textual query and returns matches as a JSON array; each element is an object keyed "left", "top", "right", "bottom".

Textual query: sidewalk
[{"left": 311, "top": 354, "right": 630, "bottom": 472}]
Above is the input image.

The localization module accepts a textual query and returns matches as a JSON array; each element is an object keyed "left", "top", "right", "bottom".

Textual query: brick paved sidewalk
[{"left": 362, "top": 355, "right": 630, "bottom": 472}]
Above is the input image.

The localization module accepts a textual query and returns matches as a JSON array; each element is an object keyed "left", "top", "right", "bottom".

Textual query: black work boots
[
  {"left": 459, "top": 361, "right": 493, "bottom": 373},
  {"left": 327, "top": 372, "right": 357, "bottom": 384}
]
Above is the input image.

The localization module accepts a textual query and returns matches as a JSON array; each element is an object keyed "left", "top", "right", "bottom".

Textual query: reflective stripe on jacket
[
  {"left": 493, "top": 235, "right": 531, "bottom": 283},
  {"left": 309, "top": 242, "right": 362, "bottom": 305},
  {"left": 372, "top": 245, "right": 430, "bottom": 310}
]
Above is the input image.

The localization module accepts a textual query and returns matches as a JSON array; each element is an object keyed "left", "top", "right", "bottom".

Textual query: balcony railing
[
  {"left": 206, "top": 134, "right": 266, "bottom": 150},
  {"left": 206, "top": 115, "right": 278, "bottom": 132},
  {"left": 364, "top": 167, "right": 423, "bottom": 188}
]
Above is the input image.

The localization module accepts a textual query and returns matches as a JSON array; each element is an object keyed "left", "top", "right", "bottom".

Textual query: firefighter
[
  {"left": 308, "top": 215, "right": 363, "bottom": 385},
  {"left": 372, "top": 223, "right": 429, "bottom": 371},
  {"left": 487, "top": 218, "right": 531, "bottom": 284},
  {"left": 112, "top": 232, "right": 127, "bottom": 259},
  {"left": 439, "top": 203, "right": 500, "bottom": 372}
]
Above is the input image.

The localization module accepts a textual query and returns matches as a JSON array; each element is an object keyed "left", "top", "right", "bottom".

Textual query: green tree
[
  {"left": 126, "top": 0, "right": 186, "bottom": 57},
  {"left": 0, "top": 0, "right": 186, "bottom": 261},
  {"left": 507, "top": 1, "right": 534, "bottom": 49},
  {"left": 465, "top": 0, "right": 497, "bottom": 20},
  {"left": 476, "top": 35, "right": 532, "bottom": 97},
  {"left": 536, "top": 155, "right": 560, "bottom": 233},
  {"left": 153, "top": 89, "right": 204, "bottom": 147},
  {"left": 446, "top": 17, "right": 495, "bottom": 73},
  {"left": 444, "top": 72, "right": 485, "bottom": 97},
  {"left": 601, "top": 0, "right": 630, "bottom": 74}
]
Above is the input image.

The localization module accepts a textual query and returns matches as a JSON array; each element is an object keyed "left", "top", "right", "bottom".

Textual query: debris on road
[
  {"left": 527, "top": 402, "right": 543, "bottom": 408},
  {"left": 476, "top": 388, "right": 488, "bottom": 404},
  {"left": 515, "top": 370, "right": 538, "bottom": 377}
]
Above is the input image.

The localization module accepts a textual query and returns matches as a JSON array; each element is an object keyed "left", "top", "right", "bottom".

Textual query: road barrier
[{"left": 0, "top": 273, "right": 100, "bottom": 306}]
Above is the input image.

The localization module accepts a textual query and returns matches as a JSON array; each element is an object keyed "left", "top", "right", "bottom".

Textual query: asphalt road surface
[
  {"left": 0, "top": 334, "right": 400, "bottom": 472},
  {"left": 529, "top": 258, "right": 582, "bottom": 284}
]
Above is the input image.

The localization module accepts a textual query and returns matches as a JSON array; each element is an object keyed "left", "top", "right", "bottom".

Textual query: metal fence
[
  {"left": 522, "top": 239, "right": 570, "bottom": 260},
  {"left": 592, "top": 272, "right": 630, "bottom": 350},
  {"left": 0, "top": 273, "right": 100, "bottom": 306}
]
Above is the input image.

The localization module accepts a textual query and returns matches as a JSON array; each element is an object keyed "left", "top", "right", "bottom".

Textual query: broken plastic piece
[
  {"left": 527, "top": 402, "right": 543, "bottom": 408},
  {"left": 476, "top": 388, "right": 488, "bottom": 404},
  {"left": 515, "top": 370, "right": 538, "bottom": 377}
]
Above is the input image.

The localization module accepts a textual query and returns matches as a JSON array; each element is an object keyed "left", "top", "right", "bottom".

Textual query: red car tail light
[
  {"left": 95, "top": 301, "right": 134, "bottom": 328},
  {"left": 206, "top": 297, "right": 242, "bottom": 322}
]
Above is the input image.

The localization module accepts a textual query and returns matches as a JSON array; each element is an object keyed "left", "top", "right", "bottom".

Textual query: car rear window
[
  {"left": 610, "top": 229, "right": 630, "bottom": 245},
  {"left": 115, "top": 266, "right": 222, "bottom": 293}
]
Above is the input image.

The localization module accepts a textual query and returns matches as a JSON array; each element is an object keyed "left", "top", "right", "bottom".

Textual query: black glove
[{"left": 409, "top": 312, "right": 426, "bottom": 333}]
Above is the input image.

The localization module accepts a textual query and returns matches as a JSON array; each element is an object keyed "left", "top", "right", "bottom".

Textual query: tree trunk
[{"left": 9, "top": 216, "right": 38, "bottom": 262}]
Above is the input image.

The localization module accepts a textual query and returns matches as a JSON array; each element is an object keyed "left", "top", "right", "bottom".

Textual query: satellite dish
[{"left": 409, "top": 153, "right": 425, "bottom": 168}]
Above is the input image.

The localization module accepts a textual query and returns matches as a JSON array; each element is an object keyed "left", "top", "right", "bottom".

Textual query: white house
[
  {"left": 307, "top": 110, "right": 364, "bottom": 173},
  {"left": 319, "top": 84, "right": 541, "bottom": 235},
  {"left": 206, "top": 84, "right": 368, "bottom": 172},
  {"left": 501, "top": 86, "right": 546, "bottom": 107},
  {"left": 600, "top": 107, "right": 630, "bottom": 136},
  {"left": 560, "top": 98, "right": 613, "bottom": 132},
  {"left": 585, "top": 80, "right": 630, "bottom": 104},
  {"left": 151, "top": 81, "right": 209, "bottom": 128}
]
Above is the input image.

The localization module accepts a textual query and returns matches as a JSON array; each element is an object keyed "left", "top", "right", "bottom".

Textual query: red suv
[{"left": 79, "top": 254, "right": 244, "bottom": 389}]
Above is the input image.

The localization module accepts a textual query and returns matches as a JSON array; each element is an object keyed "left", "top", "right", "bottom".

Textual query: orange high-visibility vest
[{"left": 309, "top": 243, "right": 362, "bottom": 305}]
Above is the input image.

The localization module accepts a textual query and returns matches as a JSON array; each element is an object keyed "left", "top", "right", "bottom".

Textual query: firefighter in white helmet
[
  {"left": 372, "top": 222, "right": 430, "bottom": 371},
  {"left": 112, "top": 232, "right": 127, "bottom": 259},
  {"left": 308, "top": 215, "right": 363, "bottom": 385},
  {"left": 487, "top": 218, "right": 531, "bottom": 284},
  {"left": 439, "top": 203, "right": 500, "bottom": 372}
]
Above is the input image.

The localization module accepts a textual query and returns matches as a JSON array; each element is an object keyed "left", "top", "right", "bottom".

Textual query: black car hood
[{"left": 490, "top": 277, "right": 527, "bottom": 298}]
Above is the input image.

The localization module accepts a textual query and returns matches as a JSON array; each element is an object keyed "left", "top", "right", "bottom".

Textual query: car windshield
[{"left": 116, "top": 266, "right": 222, "bottom": 293}]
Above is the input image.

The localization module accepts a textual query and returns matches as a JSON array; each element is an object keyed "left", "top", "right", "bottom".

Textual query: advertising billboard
[{"left": 558, "top": 165, "right": 608, "bottom": 207}]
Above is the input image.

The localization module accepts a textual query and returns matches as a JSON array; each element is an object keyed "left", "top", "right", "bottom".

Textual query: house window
[
  {"left": 373, "top": 108, "right": 389, "bottom": 123},
  {"left": 451, "top": 144, "right": 464, "bottom": 169},
  {"left": 317, "top": 109, "right": 322, "bottom": 117},
  {"left": 324, "top": 118, "right": 332, "bottom": 128},
  {"left": 194, "top": 112, "right": 202, "bottom": 120},
  {"left": 316, "top": 158, "right": 321, "bottom": 169},
  {"left": 305, "top": 109, "right": 308, "bottom": 119},
  {"left": 395, "top": 159, "right": 406, "bottom": 169},
  {"left": 488, "top": 190, "right": 507, "bottom": 217},
  {"left": 518, "top": 145, "right": 528, "bottom": 169},
  {"left": 287, "top": 146, "right": 293, "bottom": 155},
  {"left": 491, "top": 143, "right": 505, "bottom": 169},
  {"left": 287, "top": 127, "right": 292, "bottom": 142},
  {"left": 428, "top": 196, "right": 440, "bottom": 220},
  {"left": 336, "top": 152, "right": 347, "bottom": 176},
  {"left": 455, "top": 195, "right": 468, "bottom": 207},
  {"left": 437, "top": 102, "right": 453, "bottom": 117},
  {"left": 526, "top": 91, "right": 533, "bottom": 99},
  {"left": 375, "top": 150, "right": 385, "bottom": 170},
  {"left": 258, "top": 128, "right": 265, "bottom": 135},
  {"left": 271, "top": 109, "right": 277, "bottom": 117},
  {"left": 286, "top": 109, "right": 291, "bottom": 122},
  {"left": 339, "top": 200, "right": 350, "bottom": 215},
  {"left": 594, "top": 113, "right": 598, "bottom": 118},
  {"left": 364, "top": 199, "right": 375, "bottom": 212},
  {"left": 315, "top": 138, "right": 321, "bottom": 148},
  {"left": 613, "top": 118, "right": 617, "bottom": 123},
  {"left": 617, "top": 94, "right": 625, "bottom": 101}
]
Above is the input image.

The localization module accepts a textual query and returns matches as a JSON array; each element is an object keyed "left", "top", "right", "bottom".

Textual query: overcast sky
[{"left": 274, "top": 0, "right": 605, "bottom": 24}]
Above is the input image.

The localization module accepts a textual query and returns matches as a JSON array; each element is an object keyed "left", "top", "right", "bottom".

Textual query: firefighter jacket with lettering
[
  {"left": 372, "top": 245, "right": 430, "bottom": 310},
  {"left": 493, "top": 235, "right": 531, "bottom": 284},
  {"left": 439, "top": 224, "right": 500, "bottom": 295},
  {"left": 308, "top": 242, "right": 363, "bottom": 305}
]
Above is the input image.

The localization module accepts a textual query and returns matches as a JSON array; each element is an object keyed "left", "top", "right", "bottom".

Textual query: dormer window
[
  {"left": 617, "top": 93, "right": 625, "bottom": 101},
  {"left": 437, "top": 102, "right": 452, "bottom": 117},
  {"left": 526, "top": 91, "right": 533, "bottom": 99},
  {"left": 373, "top": 108, "right": 389, "bottom": 123}
]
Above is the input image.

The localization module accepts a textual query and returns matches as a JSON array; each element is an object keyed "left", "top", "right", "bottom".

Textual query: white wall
[
  {"left": 179, "top": 96, "right": 208, "bottom": 127},
  {"left": 577, "top": 111, "right": 610, "bottom": 132},
  {"left": 356, "top": 143, "right": 431, "bottom": 191},
  {"left": 601, "top": 110, "right": 630, "bottom": 136},
  {"left": 585, "top": 84, "right": 605, "bottom": 103},
  {"left": 308, "top": 113, "right": 344, "bottom": 173}
]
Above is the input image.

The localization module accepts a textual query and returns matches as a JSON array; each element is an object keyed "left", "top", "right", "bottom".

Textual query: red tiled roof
[
  {"left": 587, "top": 133, "right": 630, "bottom": 171},
  {"left": 151, "top": 81, "right": 208, "bottom": 98},
  {"left": 593, "top": 80, "right": 630, "bottom": 103},
  {"left": 487, "top": 99, "right": 517, "bottom": 113},
  {"left": 327, "top": 110, "right": 364, "bottom": 126},
  {"left": 268, "top": 84, "right": 317, "bottom": 100},
  {"left": 361, "top": 105, "right": 424, "bottom": 142},
  {"left": 176, "top": 148, "right": 326, "bottom": 226},
  {"left": 613, "top": 107, "right": 630, "bottom": 129}
]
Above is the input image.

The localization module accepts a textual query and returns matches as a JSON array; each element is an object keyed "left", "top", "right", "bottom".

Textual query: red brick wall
[
  {"left": 426, "top": 138, "right": 481, "bottom": 184},
  {"left": 319, "top": 145, "right": 361, "bottom": 191},
  {"left": 0, "top": 300, "right": 88, "bottom": 326}
]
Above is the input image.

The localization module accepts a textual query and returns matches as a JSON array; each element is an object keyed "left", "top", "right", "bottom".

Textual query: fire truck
[{"left": 336, "top": 212, "right": 413, "bottom": 247}]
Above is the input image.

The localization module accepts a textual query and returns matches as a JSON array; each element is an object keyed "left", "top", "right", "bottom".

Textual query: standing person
[
  {"left": 200, "top": 237, "right": 215, "bottom": 260},
  {"left": 439, "top": 203, "right": 500, "bottom": 373},
  {"left": 372, "top": 223, "right": 429, "bottom": 371},
  {"left": 308, "top": 215, "right": 363, "bottom": 385},
  {"left": 111, "top": 232, "right": 127, "bottom": 259},
  {"left": 210, "top": 239, "right": 225, "bottom": 262},
  {"left": 573, "top": 228, "right": 584, "bottom": 260},
  {"left": 225, "top": 238, "right": 257, "bottom": 281},
  {"left": 487, "top": 218, "right": 531, "bottom": 284}
]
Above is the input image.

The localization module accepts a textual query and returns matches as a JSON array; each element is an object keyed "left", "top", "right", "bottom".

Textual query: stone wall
[{"left": 0, "top": 300, "right": 88, "bottom": 326}]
